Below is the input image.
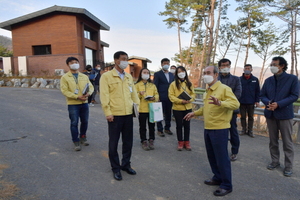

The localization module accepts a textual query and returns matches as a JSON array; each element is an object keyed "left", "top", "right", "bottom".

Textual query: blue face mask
[
  {"left": 162, "top": 65, "right": 169, "bottom": 70},
  {"left": 244, "top": 70, "right": 251, "bottom": 75}
]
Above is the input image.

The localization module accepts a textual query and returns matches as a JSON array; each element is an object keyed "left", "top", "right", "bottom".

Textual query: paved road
[{"left": 0, "top": 87, "right": 300, "bottom": 200}]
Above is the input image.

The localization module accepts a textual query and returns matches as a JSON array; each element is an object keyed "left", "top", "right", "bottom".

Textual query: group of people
[{"left": 60, "top": 53, "right": 299, "bottom": 197}]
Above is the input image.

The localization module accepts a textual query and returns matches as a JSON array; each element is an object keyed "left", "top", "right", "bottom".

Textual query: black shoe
[
  {"left": 204, "top": 179, "right": 221, "bottom": 186},
  {"left": 164, "top": 130, "right": 173, "bottom": 135},
  {"left": 239, "top": 130, "right": 246, "bottom": 136},
  {"left": 157, "top": 131, "right": 165, "bottom": 137},
  {"left": 283, "top": 168, "right": 293, "bottom": 177},
  {"left": 213, "top": 187, "right": 232, "bottom": 196},
  {"left": 248, "top": 131, "right": 255, "bottom": 138},
  {"left": 267, "top": 162, "right": 280, "bottom": 170},
  {"left": 113, "top": 171, "right": 122, "bottom": 181},
  {"left": 122, "top": 167, "right": 136, "bottom": 175}
]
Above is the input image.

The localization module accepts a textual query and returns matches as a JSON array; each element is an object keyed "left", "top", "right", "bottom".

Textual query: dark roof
[
  {"left": 0, "top": 5, "right": 110, "bottom": 31},
  {"left": 100, "top": 41, "right": 109, "bottom": 48},
  {"left": 128, "top": 56, "right": 152, "bottom": 63}
]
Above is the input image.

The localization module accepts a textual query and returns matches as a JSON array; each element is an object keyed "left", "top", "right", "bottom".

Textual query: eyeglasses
[{"left": 220, "top": 64, "right": 230, "bottom": 67}]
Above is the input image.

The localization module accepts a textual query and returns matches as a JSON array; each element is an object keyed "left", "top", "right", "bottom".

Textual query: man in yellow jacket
[
  {"left": 100, "top": 51, "right": 140, "bottom": 181},
  {"left": 184, "top": 66, "right": 239, "bottom": 197},
  {"left": 60, "top": 57, "right": 94, "bottom": 151}
]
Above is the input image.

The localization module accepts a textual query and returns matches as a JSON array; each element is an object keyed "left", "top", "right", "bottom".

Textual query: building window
[
  {"left": 84, "top": 30, "right": 91, "bottom": 40},
  {"left": 33, "top": 45, "right": 51, "bottom": 55}
]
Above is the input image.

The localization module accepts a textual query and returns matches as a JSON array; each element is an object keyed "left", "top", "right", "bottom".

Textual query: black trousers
[
  {"left": 138, "top": 112, "right": 155, "bottom": 142},
  {"left": 108, "top": 115, "right": 133, "bottom": 173},
  {"left": 173, "top": 109, "right": 192, "bottom": 141},
  {"left": 240, "top": 104, "right": 255, "bottom": 131},
  {"left": 157, "top": 99, "right": 172, "bottom": 132}
]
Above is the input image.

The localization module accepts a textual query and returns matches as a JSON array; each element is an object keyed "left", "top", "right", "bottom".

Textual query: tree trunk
[
  {"left": 198, "top": 26, "right": 209, "bottom": 88},
  {"left": 290, "top": 11, "right": 295, "bottom": 74},
  {"left": 205, "top": 0, "right": 216, "bottom": 66},
  {"left": 244, "top": 12, "right": 251, "bottom": 66},
  {"left": 212, "top": 0, "right": 222, "bottom": 64},
  {"left": 233, "top": 35, "right": 244, "bottom": 75},
  {"left": 177, "top": 12, "right": 183, "bottom": 66}
]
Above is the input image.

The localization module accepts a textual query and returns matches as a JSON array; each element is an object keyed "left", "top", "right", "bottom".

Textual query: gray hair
[{"left": 206, "top": 66, "right": 219, "bottom": 74}]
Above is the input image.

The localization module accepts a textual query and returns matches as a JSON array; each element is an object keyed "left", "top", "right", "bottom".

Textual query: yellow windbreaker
[
  {"left": 194, "top": 81, "right": 240, "bottom": 130},
  {"left": 168, "top": 81, "right": 196, "bottom": 111},
  {"left": 60, "top": 71, "right": 94, "bottom": 105},
  {"left": 100, "top": 68, "right": 140, "bottom": 116},
  {"left": 135, "top": 81, "right": 159, "bottom": 113}
]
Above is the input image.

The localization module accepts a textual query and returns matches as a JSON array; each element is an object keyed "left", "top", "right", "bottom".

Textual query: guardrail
[{"left": 193, "top": 88, "right": 300, "bottom": 142}]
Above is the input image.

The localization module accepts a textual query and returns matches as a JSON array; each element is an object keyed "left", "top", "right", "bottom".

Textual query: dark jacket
[
  {"left": 239, "top": 74, "right": 260, "bottom": 104},
  {"left": 94, "top": 69, "right": 101, "bottom": 86},
  {"left": 153, "top": 70, "right": 174, "bottom": 101},
  {"left": 218, "top": 73, "right": 241, "bottom": 113},
  {"left": 260, "top": 71, "right": 299, "bottom": 120}
]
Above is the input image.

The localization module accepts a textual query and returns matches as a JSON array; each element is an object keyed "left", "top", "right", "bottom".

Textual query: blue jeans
[
  {"left": 68, "top": 103, "right": 89, "bottom": 142},
  {"left": 204, "top": 129, "right": 232, "bottom": 190}
]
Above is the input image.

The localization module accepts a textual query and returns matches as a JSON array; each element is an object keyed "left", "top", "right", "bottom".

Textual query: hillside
[{"left": 0, "top": 35, "right": 12, "bottom": 50}]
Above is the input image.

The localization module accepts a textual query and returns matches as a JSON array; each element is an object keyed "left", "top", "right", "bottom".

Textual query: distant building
[
  {"left": 105, "top": 56, "right": 152, "bottom": 80},
  {"left": 0, "top": 5, "right": 110, "bottom": 76}
]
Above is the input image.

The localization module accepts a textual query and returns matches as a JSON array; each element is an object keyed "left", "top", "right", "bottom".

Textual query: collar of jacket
[
  {"left": 112, "top": 68, "right": 130, "bottom": 78},
  {"left": 208, "top": 80, "right": 221, "bottom": 91},
  {"left": 67, "top": 71, "right": 80, "bottom": 76},
  {"left": 219, "top": 73, "right": 231, "bottom": 79}
]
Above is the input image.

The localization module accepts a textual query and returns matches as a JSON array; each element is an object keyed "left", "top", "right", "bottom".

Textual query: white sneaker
[{"left": 89, "top": 103, "right": 94, "bottom": 107}]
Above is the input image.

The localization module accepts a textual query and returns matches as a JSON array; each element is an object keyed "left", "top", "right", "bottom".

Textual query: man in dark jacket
[
  {"left": 91, "top": 63, "right": 101, "bottom": 104},
  {"left": 218, "top": 58, "right": 241, "bottom": 161},
  {"left": 239, "top": 64, "right": 260, "bottom": 137},
  {"left": 153, "top": 58, "right": 175, "bottom": 137},
  {"left": 260, "top": 56, "right": 299, "bottom": 177}
]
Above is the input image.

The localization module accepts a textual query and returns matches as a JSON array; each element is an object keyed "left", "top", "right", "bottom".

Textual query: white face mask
[
  {"left": 142, "top": 74, "right": 150, "bottom": 80},
  {"left": 162, "top": 65, "right": 170, "bottom": 70},
  {"left": 220, "top": 67, "right": 230, "bottom": 73},
  {"left": 270, "top": 66, "right": 279, "bottom": 74},
  {"left": 203, "top": 75, "right": 214, "bottom": 84},
  {"left": 178, "top": 72, "right": 186, "bottom": 79},
  {"left": 70, "top": 63, "right": 80, "bottom": 70},
  {"left": 118, "top": 61, "right": 128, "bottom": 70},
  {"left": 96, "top": 67, "right": 101, "bottom": 70},
  {"left": 170, "top": 69, "right": 176, "bottom": 74}
]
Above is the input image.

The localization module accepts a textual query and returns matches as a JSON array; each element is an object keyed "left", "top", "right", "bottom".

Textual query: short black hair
[
  {"left": 171, "top": 65, "right": 177, "bottom": 69},
  {"left": 66, "top": 57, "right": 79, "bottom": 65},
  {"left": 272, "top": 56, "right": 288, "bottom": 71},
  {"left": 218, "top": 58, "right": 231, "bottom": 67},
  {"left": 114, "top": 51, "right": 128, "bottom": 60},
  {"left": 85, "top": 65, "right": 92, "bottom": 70},
  {"left": 161, "top": 58, "right": 170, "bottom": 64},
  {"left": 244, "top": 64, "right": 252, "bottom": 68}
]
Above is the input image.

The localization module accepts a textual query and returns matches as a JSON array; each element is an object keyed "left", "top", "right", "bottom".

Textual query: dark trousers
[
  {"left": 266, "top": 118, "right": 294, "bottom": 170},
  {"left": 173, "top": 109, "right": 191, "bottom": 141},
  {"left": 240, "top": 104, "right": 255, "bottom": 131},
  {"left": 91, "top": 84, "right": 99, "bottom": 102},
  {"left": 68, "top": 103, "right": 89, "bottom": 142},
  {"left": 108, "top": 115, "right": 133, "bottom": 173},
  {"left": 204, "top": 129, "right": 232, "bottom": 190},
  {"left": 229, "top": 113, "right": 240, "bottom": 155},
  {"left": 157, "top": 99, "right": 172, "bottom": 132},
  {"left": 139, "top": 112, "right": 155, "bottom": 142}
]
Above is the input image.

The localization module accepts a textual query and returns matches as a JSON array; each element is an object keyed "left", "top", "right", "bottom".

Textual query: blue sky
[{"left": 0, "top": 0, "right": 289, "bottom": 73}]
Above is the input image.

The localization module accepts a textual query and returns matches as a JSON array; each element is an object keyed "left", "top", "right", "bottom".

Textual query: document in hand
[
  {"left": 178, "top": 91, "right": 191, "bottom": 100},
  {"left": 144, "top": 95, "right": 154, "bottom": 100},
  {"left": 133, "top": 103, "right": 139, "bottom": 118},
  {"left": 82, "top": 83, "right": 89, "bottom": 95}
]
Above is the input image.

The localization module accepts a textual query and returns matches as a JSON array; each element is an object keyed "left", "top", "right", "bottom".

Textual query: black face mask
[{"left": 87, "top": 69, "right": 92, "bottom": 71}]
